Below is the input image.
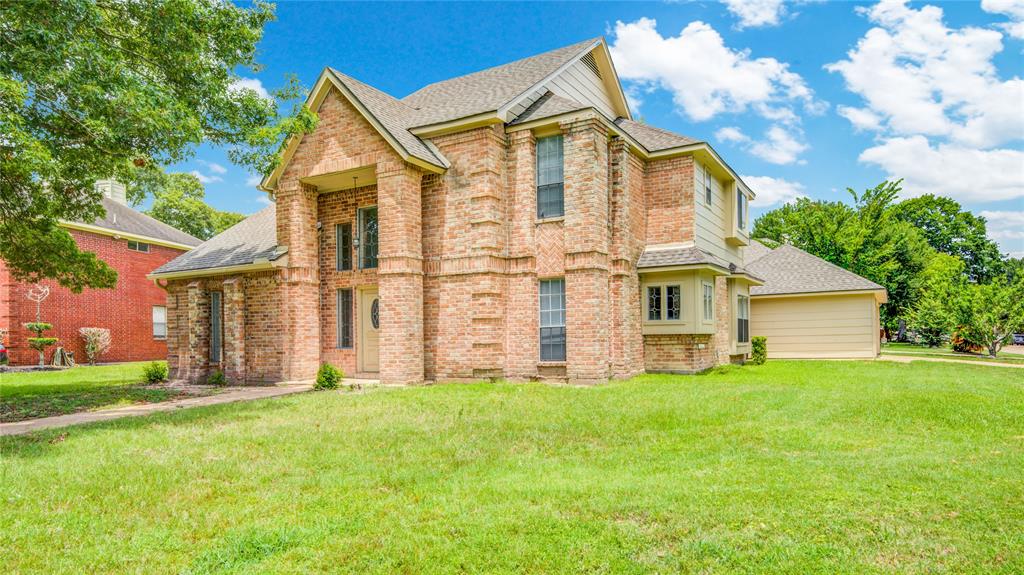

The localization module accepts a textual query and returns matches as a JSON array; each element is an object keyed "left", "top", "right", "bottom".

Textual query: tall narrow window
[
  {"left": 152, "top": 306, "right": 167, "bottom": 339},
  {"left": 358, "top": 206, "right": 378, "bottom": 269},
  {"left": 210, "top": 292, "right": 223, "bottom": 363},
  {"left": 704, "top": 168, "right": 713, "bottom": 205},
  {"left": 737, "top": 189, "right": 747, "bottom": 231},
  {"left": 737, "top": 295, "right": 750, "bottom": 343},
  {"left": 666, "top": 285, "right": 681, "bottom": 320},
  {"left": 336, "top": 223, "right": 352, "bottom": 271},
  {"left": 539, "top": 279, "right": 566, "bottom": 361},
  {"left": 536, "top": 135, "right": 564, "bottom": 219},
  {"left": 703, "top": 282, "right": 714, "bottom": 321},
  {"left": 337, "top": 288, "right": 353, "bottom": 348},
  {"left": 647, "top": 286, "right": 662, "bottom": 321}
]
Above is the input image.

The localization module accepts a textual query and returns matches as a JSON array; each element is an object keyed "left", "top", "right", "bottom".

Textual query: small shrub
[
  {"left": 24, "top": 322, "right": 56, "bottom": 367},
  {"left": 951, "top": 328, "right": 984, "bottom": 353},
  {"left": 751, "top": 336, "right": 767, "bottom": 365},
  {"left": 207, "top": 370, "right": 227, "bottom": 386},
  {"left": 79, "top": 327, "right": 112, "bottom": 365},
  {"left": 143, "top": 361, "right": 169, "bottom": 383},
  {"left": 315, "top": 363, "right": 343, "bottom": 390}
]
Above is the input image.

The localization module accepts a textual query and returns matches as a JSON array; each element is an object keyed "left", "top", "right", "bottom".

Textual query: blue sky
[{"left": 173, "top": 0, "right": 1024, "bottom": 257}]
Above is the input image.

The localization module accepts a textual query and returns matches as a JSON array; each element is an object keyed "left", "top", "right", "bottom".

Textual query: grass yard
[
  {"left": 2, "top": 360, "right": 1023, "bottom": 574},
  {"left": 882, "top": 342, "right": 1024, "bottom": 365},
  {"left": 0, "top": 362, "right": 186, "bottom": 422}
]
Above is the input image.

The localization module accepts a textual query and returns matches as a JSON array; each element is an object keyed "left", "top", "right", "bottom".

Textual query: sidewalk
[
  {"left": 1, "top": 382, "right": 314, "bottom": 436},
  {"left": 878, "top": 355, "right": 1024, "bottom": 369}
]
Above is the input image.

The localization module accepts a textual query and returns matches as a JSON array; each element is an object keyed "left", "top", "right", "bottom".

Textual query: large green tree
[
  {"left": 135, "top": 171, "right": 245, "bottom": 241},
  {"left": 0, "top": 0, "right": 315, "bottom": 292},
  {"left": 890, "top": 195, "right": 1003, "bottom": 282},
  {"left": 753, "top": 180, "right": 933, "bottom": 328}
]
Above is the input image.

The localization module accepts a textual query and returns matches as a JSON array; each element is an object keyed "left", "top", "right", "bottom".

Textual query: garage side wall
[{"left": 750, "top": 293, "right": 880, "bottom": 359}]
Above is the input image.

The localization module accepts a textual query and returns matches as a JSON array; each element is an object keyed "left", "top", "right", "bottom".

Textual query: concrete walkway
[
  {"left": 879, "top": 354, "right": 1024, "bottom": 369},
  {"left": 1, "top": 382, "right": 315, "bottom": 437}
]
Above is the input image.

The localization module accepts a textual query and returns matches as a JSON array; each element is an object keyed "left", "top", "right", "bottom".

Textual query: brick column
[
  {"left": 505, "top": 130, "right": 539, "bottom": 379},
  {"left": 562, "top": 117, "right": 611, "bottom": 384},
  {"left": 276, "top": 179, "right": 320, "bottom": 382},
  {"left": 377, "top": 160, "right": 425, "bottom": 385},
  {"left": 608, "top": 139, "right": 645, "bottom": 379},
  {"left": 186, "top": 280, "right": 210, "bottom": 383},
  {"left": 222, "top": 277, "right": 246, "bottom": 383}
]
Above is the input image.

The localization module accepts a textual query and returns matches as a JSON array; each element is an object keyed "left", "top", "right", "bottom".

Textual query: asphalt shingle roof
[
  {"left": 746, "top": 243, "right": 885, "bottom": 296},
  {"left": 151, "top": 206, "right": 279, "bottom": 275},
  {"left": 79, "top": 197, "right": 202, "bottom": 247},
  {"left": 743, "top": 239, "right": 774, "bottom": 264},
  {"left": 637, "top": 246, "right": 732, "bottom": 270},
  {"left": 510, "top": 92, "right": 591, "bottom": 125},
  {"left": 615, "top": 119, "right": 702, "bottom": 152}
]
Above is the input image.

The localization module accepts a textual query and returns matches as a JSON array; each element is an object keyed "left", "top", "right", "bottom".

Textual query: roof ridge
[{"left": 328, "top": 68, "right": 419, "bottom": 114}]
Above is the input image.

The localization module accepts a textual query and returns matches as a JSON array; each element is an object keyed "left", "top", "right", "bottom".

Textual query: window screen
[
  {"left": 337, "top": 288, "right": 353, "bottom": 348},
  {"left": 536, "top": 135, "right": 564, "bottom": 219},
  {"left": 539, "top": 278, "right": 566, "bottom": 361}
]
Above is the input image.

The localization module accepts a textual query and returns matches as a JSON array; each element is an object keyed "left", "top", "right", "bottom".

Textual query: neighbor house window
[
  {"left": 209, "top": 292, "right": 223, "bottom": 363},
  {"left": 647, "top": 285, "right": 682, "bottom": 321},
  {"left": 337, "top": 288, "right": 353, "bottom": 348},
  {"left": 703, "top": 282, "right": 714, "bottom": 321},
  {"left": 128, "top": 240, "right": 149, "bottom": 252},
  {"left": 539, "top": 278, "right": 566, "bottom": 361},
  {"left": 152, "top": 306, "right": 167, "bottom": 339},
  {"left": 536, "top": 135, "right": 564, "bottom": 219},
  {"left": 704, "top": 168, "right": 713, "bottom": 206},
  {"left": 358, "top": 206, "right": 378, "bottom": 269},
  {"left": 336, "top": 223, "right": 352, "bottom": 271},
  {"left": 737, "top": 295, "right": 750, "bottom": 343},
  {"left": 737, "top": 189, "right": 748, "bottom": 231}
]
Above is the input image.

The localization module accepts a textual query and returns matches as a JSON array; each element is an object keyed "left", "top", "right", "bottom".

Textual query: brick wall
[
  {"left": 0, "top": 228, "right": 185, "bottom": 366},
  {"left": 643, "top": 333, "right": 716, "bottom": 373},
  {"left": 644, "top": 156, "right": 695, "bottom": 246}
]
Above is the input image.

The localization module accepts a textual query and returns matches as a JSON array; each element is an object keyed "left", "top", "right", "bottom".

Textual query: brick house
[
  {"left": 1, "top": 181, "right": 201, "bottom": 365},
  {"left": 151, "top": 37, "right": 768, "bottom": 385}
]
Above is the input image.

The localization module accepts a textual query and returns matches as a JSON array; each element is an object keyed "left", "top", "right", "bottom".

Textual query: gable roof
[
  {"left": 746, "top": 243, "right": 886, "bottom": 297},
  {"left": 66, "top": 197, "right": 202, "bottom": 248},
  {"left": 510, "top": 92, "right": 592, "bottom": 125},
  {"left": 150, "top": 206, "right": 281, "bottom": 277},
  {"left": 744, "top": 239, "right": 774, "bottom": 264},
  {"left": 615, "top": 119, "right": 702, "bottom": 152}
]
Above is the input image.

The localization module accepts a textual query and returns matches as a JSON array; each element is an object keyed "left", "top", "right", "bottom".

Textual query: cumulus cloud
[
  {"left": 715, "top": 126, "right": 749, "bottom": 143},
  {"left": 189, "top": 170, "right": 222, "bottom": 185},
  {"left": 826, "top": 0, "right": 1024, "bottom": 148},
  {"left": 858, "top": 136, "right": 1024, "bottom": 202},
  {"left": 256, "top": 194, "right": 274, "bottom": 206},
  {"left": 722, "top": 0, "right": 788, "bottom": 29},
  {"left": 230, "top": 77, "right": 271, "bottom": 100},
  {"left": 246, "top": 175, "right": 263, "bottom": 188},
  {"left": 981, "top": 0, "right": 1024, "bottom": 39},
  {"left": 198, "top": 160, "right": 228, "bottom": 175},
  {"left": 713, "top": 125, "right": 808, "bottom": 165},
  {"left": 979, "top": 210, "right": 1024, "bottom": 257},
  {"left": 742, "top": 175, "right": 807, "bottom": 207}
]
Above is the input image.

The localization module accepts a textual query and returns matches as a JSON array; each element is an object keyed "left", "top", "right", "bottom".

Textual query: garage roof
[{"left": 745, "top": 240, "right": 886, "bottom": 297}]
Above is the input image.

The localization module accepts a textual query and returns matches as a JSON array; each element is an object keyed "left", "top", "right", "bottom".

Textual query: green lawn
[
  {"left": 0, "top": 362, "right": 185, "bottom": 421},
  {"left": 882, "top": 342, "right": 1024, "bottom": 365},
  {"left": 2, "top": 360, "right": 1023, "bottom": 574}
]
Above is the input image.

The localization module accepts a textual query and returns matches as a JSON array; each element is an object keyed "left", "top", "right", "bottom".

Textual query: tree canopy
[
  {"left": 0, "top": 0, "right": 315, "bottom": 291},
  {"left": 133, "top": 171, "right": 245, "bottom": 241}
]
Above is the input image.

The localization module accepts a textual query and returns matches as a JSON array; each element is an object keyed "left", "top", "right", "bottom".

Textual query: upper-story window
[
  {"left": 128, "top": 240, "right": 149, "bottom": 252},
  {"left": 704, "top": 168, "right": 713, "bottom": 206},
  {"left": 736, "top": 189, "right": 748, "bottom": 231},
  {"left": 536, "top": 135, "right": 564, "bottom": 219},
  {"left": 357, "top": 206, "right": 378, "bottom": 269}
]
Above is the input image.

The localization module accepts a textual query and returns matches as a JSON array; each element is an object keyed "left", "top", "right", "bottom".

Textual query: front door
[{"left": 359, "top": 289, "right": 380, "bottom": 372}]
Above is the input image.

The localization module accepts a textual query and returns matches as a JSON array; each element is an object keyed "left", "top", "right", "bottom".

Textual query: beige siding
[
  {"left": 545, "top": 58, "right": 617, "bottom": 119},
  {"left": 694, "top": 162, "right": 741, "bottom": 266},
  {"left": 750, "top": 293, "right": 880, "bottom": 358}
]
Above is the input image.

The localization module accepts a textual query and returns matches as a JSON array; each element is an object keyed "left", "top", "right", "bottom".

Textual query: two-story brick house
[
  {"left": 1, "top": 181, "right": 202, "bottom": 365},
  {"left": 150, "top": 37, "right": 765, "bottom": 385}
]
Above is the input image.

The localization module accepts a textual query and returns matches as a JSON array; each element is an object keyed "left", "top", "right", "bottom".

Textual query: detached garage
[{"left": 744, "top": 242, "right": 887, "bottom": 359}]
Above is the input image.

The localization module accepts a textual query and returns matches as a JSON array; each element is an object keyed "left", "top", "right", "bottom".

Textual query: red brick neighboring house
[
  {"left": 1, "top": 182, "right": 202, "bottom": 365},
  {"left": 151, "top": 38, "right": 769, "bottom": 385}
]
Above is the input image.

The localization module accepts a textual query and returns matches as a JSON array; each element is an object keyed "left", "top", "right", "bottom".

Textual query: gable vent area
[{"left": 582, "top": 52, "right": 601, "bottom": 80}]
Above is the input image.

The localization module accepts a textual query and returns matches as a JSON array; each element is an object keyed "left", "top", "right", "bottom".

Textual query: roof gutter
[
  {"left": 60, "top": 221, "right": 198, "bottom": 251},
  {"left": 147, "top": 254, "right": 288, "bottom": 282}
]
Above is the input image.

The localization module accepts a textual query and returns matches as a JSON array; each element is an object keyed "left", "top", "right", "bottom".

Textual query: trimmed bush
[
  {"left": 207, "top": 370, "right": 227, "bottom": 386},
  {"left": 79, "top": 327, "right": 112, "bottom": 365},
  {"left": 143, "top": 361, "right": 168, "bottom": 383},
  {"left": 315, "top": 363, "right": 343, "bottom": 390},
  {"left": 751, "top": 336, "right": 767, "bottom": 365},
  {"left": 24, "top": 322, "right": 56, "bottom": 367}
]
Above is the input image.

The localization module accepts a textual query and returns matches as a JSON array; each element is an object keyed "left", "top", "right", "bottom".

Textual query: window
[
  {"left": 152, "top": 306, "right": 167, "bottom": 339},
  {"left": 704, "top": 168, "right": 713, "bottom": 206},
  {"left": 127, "top": 240, "right": 149, "bottom": 252},
  {"left": 703, "top": 282, "right": 714, "bottom": 321},
  {"left": 647, "top": 285, "right": 682, "bottom": 321},
  {"left": 737, "top": 189, "right": 748, "bottom": 231},
  {"left": 737, "top": 295, "right": 750, "bottom": 343},
  {"left": 209, "top": 292, "right": 223, "bottom": 363},
  {"left": 357, "top": 206, "right": 378, "bottom": 269},
  {"left": 666, "top": 285, "right": 681, "bottom": 320},
  {"left": 336, "top": 223, "right": 352, "bottom": 271},
  {"left": 647, "top": 286, "right": 662, "bottom": 321},
  {"left": 539, "top": 279, "right": 566, "bottom": 361},
  {"left": 337, "top": 288, "right": 353, "bottom": 348},
  {"left": 536, "top": 135, "right": 564, "bottom": 219}
]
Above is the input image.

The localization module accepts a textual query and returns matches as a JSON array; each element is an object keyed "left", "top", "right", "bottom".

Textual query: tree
[
  {"left": 1, "top": 0, "right": 316, "bottom": 292},
  {"left": 954, "top": 278, "right": 1024, "bottom": 357},
  {"left": 139, "top": 172, "right": 245, "bottom": 240},
  {"left": 908, "top": 254, "right": 965, "bottom": 347},
  {"left": 891, "top": 195, "right": 1003, "bottom": 282},
  {"left": 1004, "top": 257, "right": 1024, "bottom": 284}
]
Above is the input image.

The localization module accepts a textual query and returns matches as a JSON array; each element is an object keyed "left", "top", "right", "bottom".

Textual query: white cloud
[
  {"left": 714, "top": 125, "right": 808, "bottom": 165},
  {"left": 858, "top": 136, "right": 1024, "bottom": 202},
  {"left": 826, "top": 0, "right": 1024, "bottom": 148},
  {"left": 742, "top": 175, "right": 807, "bottom": 207},
  {"left": 198, "top": 160, "right": 227, "bottom": 175},
  {"left": 715, "top": 126, "right": 749, "bottom": 143},
  {"left": 189, "top": 170, "right": 222, "bottom": 185},
  {"left": 979, "top": 210, "right": 1024, "bottom": 257},
  {"left": 246, "top": 175, "right": 263, "bottom": 188},
  {"left": 981, "top": 0, "right": 1024, "bottom": 39},
  {"left": 722, "top": 0, "right": 787, "bottom": 29},
  {"left": 230, "top": 77, "right": 271, "bottom": 100},
  {"left": 256, "top": 194, "right": 274, "bottom": 206},
  {"left": 610, "top": 18, "right": 819, "bottom": 123}
]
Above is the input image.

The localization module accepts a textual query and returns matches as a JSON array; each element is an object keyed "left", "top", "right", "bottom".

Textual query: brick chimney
[{"left": 95, "top": 179, "right": 127, "bottom": 205}]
